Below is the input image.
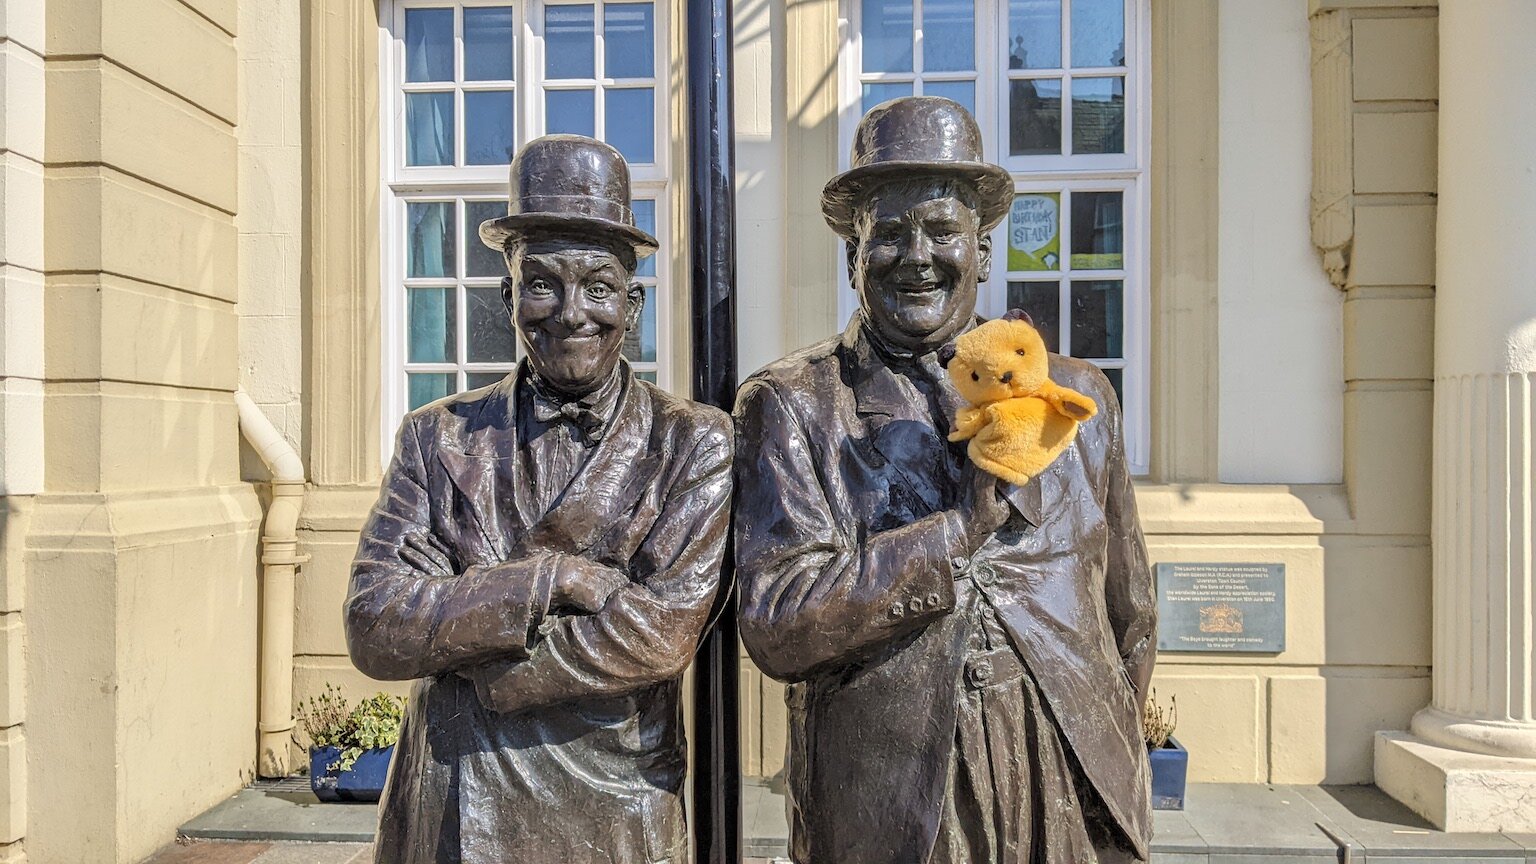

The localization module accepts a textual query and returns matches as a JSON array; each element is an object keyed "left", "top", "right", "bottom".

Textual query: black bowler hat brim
[
  {"left": 479, "top": 212, "right": 659, "bottom": 259},
  {"left": 821, "top": 160, "right": 1015, "bottom": 239}
]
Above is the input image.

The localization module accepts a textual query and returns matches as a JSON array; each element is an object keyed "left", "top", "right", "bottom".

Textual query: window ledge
[{"left": 1134, "top": 482, "right": 1352, "bottom": 536}]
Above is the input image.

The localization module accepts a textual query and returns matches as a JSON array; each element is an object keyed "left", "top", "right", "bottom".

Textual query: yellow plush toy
[{"left": 937, "top": 310, "right": 1098, "bottom": 485}]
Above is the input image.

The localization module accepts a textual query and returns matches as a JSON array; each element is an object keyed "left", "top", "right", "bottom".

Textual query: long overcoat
[
  {"left": 734, "top": 320, "right": 1156, "bottom": 864},
  {"left": 346, "top": 369, "right": 732, "bottom": 864}
]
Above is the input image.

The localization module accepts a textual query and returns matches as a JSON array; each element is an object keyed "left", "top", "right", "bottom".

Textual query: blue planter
[
  {"left": 309, "top": 745, "right": 393, "bottom": 803},
  {"left": 1149, "top": 736, "right": 1188, "bottom": 810}
]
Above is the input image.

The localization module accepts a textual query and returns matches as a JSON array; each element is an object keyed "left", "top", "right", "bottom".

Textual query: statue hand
[
  {"left": 551, "top": 563, "right": 628, "bottom": 615},
  {"left": 958, "top": 460, "right": 1010, "bottom": 551}
]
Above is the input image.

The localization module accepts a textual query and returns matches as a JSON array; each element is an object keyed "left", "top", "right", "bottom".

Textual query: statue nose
[{"left": 1000, "top": 371, "right": 1014, "bottom": 384}]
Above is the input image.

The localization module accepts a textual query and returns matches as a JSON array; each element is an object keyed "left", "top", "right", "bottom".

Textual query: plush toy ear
[
  {"left": 936, "top": 343, "right": 957, "bottom": 368},
  {"left": 1002, "top": 308, "right": 1034, "bottom": 326},
  {"left": 1056, "top": 388, "right": 1098, "bottom": 421}
]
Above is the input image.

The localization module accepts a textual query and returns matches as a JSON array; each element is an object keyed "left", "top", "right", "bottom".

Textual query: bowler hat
[
  {"left": 479, "top": 134, "right": 659, "bottom": 258},
  {"left": 822, "top": 96, "right": 1014, "bottom": 238}
]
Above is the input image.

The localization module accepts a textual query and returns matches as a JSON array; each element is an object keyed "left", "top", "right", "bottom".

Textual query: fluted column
[{"left": 1376, "top": 0, "right": 1536, "bottom": 832}]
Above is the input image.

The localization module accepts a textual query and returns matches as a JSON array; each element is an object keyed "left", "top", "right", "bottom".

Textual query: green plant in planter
[
  {"left": 295, "top": 683, "right": 406, "bottom": 772},
  {"left": 1141, "top": 688, "right": 1177, "bottom": 749}
]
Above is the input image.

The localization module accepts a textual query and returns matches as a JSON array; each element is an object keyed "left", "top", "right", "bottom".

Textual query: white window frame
[
  {"left": 836, "top": 0, "right": 1150, "bottom": 474},
  {"left": 380, "top": 0, "right": 673, "bottom": 451}
]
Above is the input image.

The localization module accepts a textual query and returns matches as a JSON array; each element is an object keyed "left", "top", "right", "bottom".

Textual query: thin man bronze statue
[
  {"left": 734, "top": 96, "right": 1157, "bottom": 864},
  {"left": 346, "top": 135, "right": 732, "bottom": 864}
]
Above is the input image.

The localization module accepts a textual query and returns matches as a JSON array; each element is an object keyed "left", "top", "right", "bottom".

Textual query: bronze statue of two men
[{"left": 346, "top": 97, "right": 1156, "bottom": 864}]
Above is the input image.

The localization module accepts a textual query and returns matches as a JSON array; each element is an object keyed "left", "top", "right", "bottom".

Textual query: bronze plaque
[{"left": 1155, "top": 563, "right": 1285, "bottom": 653}]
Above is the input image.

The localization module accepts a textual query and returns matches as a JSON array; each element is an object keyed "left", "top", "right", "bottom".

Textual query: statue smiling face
[
  {"left": 847, "top": 177, "right": 992, "bottom": 356},
  {"left": 501, "top": 234, "right": 644, "bottom": 397}
]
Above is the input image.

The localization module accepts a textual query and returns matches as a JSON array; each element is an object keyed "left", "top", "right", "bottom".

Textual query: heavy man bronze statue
[
  {"left": 735, "top": 97, "right": 1157, "bottom": 864},
  {"left": 346, "top": 135, "right": 732, "bottom": 864}
]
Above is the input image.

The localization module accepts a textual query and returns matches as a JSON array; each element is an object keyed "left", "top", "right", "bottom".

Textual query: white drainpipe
[{"left": 235, "top": 390, "right": 309, "bottom": 778}]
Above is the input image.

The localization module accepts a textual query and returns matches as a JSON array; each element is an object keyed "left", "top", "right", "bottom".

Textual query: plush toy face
[{"left": 942, "top": 316, "right": 1051, "bottom": 406}]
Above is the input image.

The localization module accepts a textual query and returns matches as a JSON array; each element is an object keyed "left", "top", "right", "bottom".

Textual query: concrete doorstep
[{"left": 176, "top": 780, "right": 1536, "bottom": 863}]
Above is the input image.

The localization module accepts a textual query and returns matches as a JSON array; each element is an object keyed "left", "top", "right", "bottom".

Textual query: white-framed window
[
  {"left": 839, "top": 0, "right": 1150, "bottom": 474},
  {"left": 380, "top": 0, "right": 671, "bottom": 441}
]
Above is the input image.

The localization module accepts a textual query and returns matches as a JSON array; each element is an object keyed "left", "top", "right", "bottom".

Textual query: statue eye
[
  {"left": 970, "top": 371, "right": 979, "bottom": 382},
  {"left": 528, "top": 278, "right": 553, "bottom": 295},
  {"left": 586, "top": 281, "right": 616, "bottom": 300},
  {"left": 1015, "top": 348, "right": 1026, "bottom": 356}
]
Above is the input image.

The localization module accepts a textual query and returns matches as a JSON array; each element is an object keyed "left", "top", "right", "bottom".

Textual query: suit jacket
[
  {"left": 346, "top": 366, "right": 732, "bottom": 864},
  {"left": 734, "top": 319, "right": 1155, "bottom": 864}
]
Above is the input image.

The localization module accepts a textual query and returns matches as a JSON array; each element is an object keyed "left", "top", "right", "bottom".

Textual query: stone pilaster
[{"left": 1376, "top": 0, "right": 1536, "bottom": 832}]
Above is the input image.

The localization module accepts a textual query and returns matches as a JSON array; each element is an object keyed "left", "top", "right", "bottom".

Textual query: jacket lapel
[
  {"left": 519, "top": 373, "right": 659, "bottom": 556},
  {"left": 847, "top": 323, "right": 953, "bottom": 515},
  {"left": 434, "top": 376, "right": 535, "bottom": 561}
]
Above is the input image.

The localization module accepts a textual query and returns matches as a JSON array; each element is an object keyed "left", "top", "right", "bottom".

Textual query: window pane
[
  {"left": 465, "top": 90, "right": 516, "bottom": 165},
  {"left": 1071, "top": 0, "right": 1125, "bottom": 67},
  {"left": 924, "top": 80, "right": 974, "bottom": 117},
  {"left": 1009, "top": 78, "right": 1061, "bottom": 155},
  {"left": 1070, "top": 280, "right": 1123, "bottom": 359},
  {"left": 466, "top": 371, "right": 511, "bottom": 390},
  {"left": 1101, "top": 367, "right": 1123, "bottom": 406},
  {"left": 407, "top": 202, "right": 456, "bottom": 278},
  {"left": 623, "top": 286, "right": 657, "bottom": 362},
  {"left": 408, "top": 287, "right": 455, "bottom": 363},
  {"left": 606, "top": 88, "right": 655, "bottom": 163},
  {"left": 636, "top": 370, "right": 658, "bottom": 384},
  {"left": 1008, "top": 0, "right": 1062, "bottom": 69},
  {"left": 1007, "top": 192, "right": 1060, "bottom": 271},
  {"left": 1070, "top": 191, "right": 1123, "bottom": 269},
  {"left": 408, "top": 373, "right": 454, "bottom": 410},
  {"left": 464, "top": 7, "right": 516, "bottom": 81},
  {"left": 545, "top": 4, "right": 596, "bottom": 79},
  {"left": 923, "top": 0, "right": 974, "bottom": 72},
  {"left": 405, "top": 92, "right": 455, "bottom": 166},
  {"left": 1071, "top": 77, "right": 1124, "bottom": 154},
  {"left": 405, "top": 8, "right": 454, "bottom": 82},
  {"left": 861, "top": 0, "right": 914, "bottom": 73},
  {"left": 466, "top": 287, "right": 518, "bottom": 362},
  {"left": 632, "top": 199, "right": 657, "bottom": 277},
  {"left": 862, "top": 81, "right": 913, "bottom": 116},
  {"left": 605, "top": 3, "right": 655, "bottom": 79},
  {"left": 466, "top": 200, "right": 509, "bottom": 277},
  {"left": 1005, "top": 282, "right": 1061, "bottom": 352},
  {"left": 546, "top": 88, "right": 597, "bottom": 137}
]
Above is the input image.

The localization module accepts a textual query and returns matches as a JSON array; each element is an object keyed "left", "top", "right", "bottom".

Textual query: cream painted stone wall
[
  {"left": 19, "top": 1, "right": 263, "bottom": 861},
  {"left": 1217, "top": 0, "right": 1343, "bottom": 484}
]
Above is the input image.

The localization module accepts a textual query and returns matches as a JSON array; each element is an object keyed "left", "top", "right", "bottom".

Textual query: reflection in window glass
[
  {"left": 604, "top": 3, "right": 655, "bottom": 79},
  {"left": 925, "top": 81, "right": 974, "bottom": 117},
  {"left": 546, "top": 89, "right": 597, "bottom": 137},
  {"left": 923, "top": 0, "right": 974, "bottom": 72},
  {"left": 1070, "top": 191, "right": 1123, "bottom": 269},
  {"left": 406, "top": 92, "right": 455, "bottom": 166},
  {"left": 632, "top": 199, "right": 657, "bottom": 277},
  {"left": 545, "top": 4, "right": 596, "bottom": 79},
  {"left": 465, "top": 90, "right": 517, "bottom": 165},
  {"left": 464, "top": 7, "right": 516, "bottom": 81},
  {"left": 862, "top": 81, "right": 913, "bottom": 116},
  {"left": 1006, "top": 282, "right": 1061, "bottom": 352},
  {"left": 606, "top": 88, "right": 655, "bottom": 163},
  {"left": 405, "top": 8, "right": 454, "bottom": 82},
  {"left": 408, "top": 373, "right": 454, "bottom": 410},
  {"left": 1071, "top": 77, "right": 1124, "bottom": 154},
  {"left": 407, "top": 202, "right": 455, "bottom": 278},
  {"left": 466, "top": 371, "right": 509, "bottom": 390},
  {"left": 1070, "top": 280, "right": 1123, "bottom": 359},
  {"left": 466, "top": 287, "right": 518, "bottom": 362},
  {"left": 1008, "top": 0, "right": 1062, "bottom": 69},
  {"left": 465, "top": 201, "right": 509, "bottom": 278},
  {"left": 1009, "top": 79, "right": 1061, "bottom": 155},
  {"left": 408, "top": 287, "right": 455, "bottom": 363},
  {"left": 1071, "top": 0, "right": 1126, "bottom": 67},
  {"left": 1008, "top": 193, "right": 1061, "bottom": 271},
  {"left": 861, "top": 0, "right": 914, "bottom": 73}
]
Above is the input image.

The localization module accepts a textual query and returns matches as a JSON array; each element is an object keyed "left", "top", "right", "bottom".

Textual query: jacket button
[
  {"left": 889, "top": 601, "right": 904, "bottom": 619},
  {"left": 908, "top": 597, "right": 924, "bottom": 614},
  {"left": 926, "top": 592, "right": 941, "bottom": 608},
  {"left": 951, "top": 555, "right": 969, "bottom": 571},
  {"left": 968, "top": 660, "right": 994, "bottom": 687},
  {"left": 975, "top": 566, "right": 996, "bottom": 586}
]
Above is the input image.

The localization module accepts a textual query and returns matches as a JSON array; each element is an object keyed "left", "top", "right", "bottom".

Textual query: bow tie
[{"left": 531, "top": 395, "right": 608, "bottom": 446}]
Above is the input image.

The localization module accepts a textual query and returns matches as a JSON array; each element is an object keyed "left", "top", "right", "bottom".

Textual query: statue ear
[
  {"left": 625, "top": 280, "right": 645, "bottom": 329},
  {"left": 501, "top": 276, "right": 515, "bottom": 315},
  {"left": 1002, "top": 308, "right": 1034, "bottom": 326},
  {"left": 937, "top": 343, "right": 957, "bottom": 368}
]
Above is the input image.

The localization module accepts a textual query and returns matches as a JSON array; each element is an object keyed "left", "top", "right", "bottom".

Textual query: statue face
[
  {"left": 503, "top": 237, "right": 643, "bottom": 396},
  {"left": 849, "top": 180, "right": 992, "bottom": 354}
]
